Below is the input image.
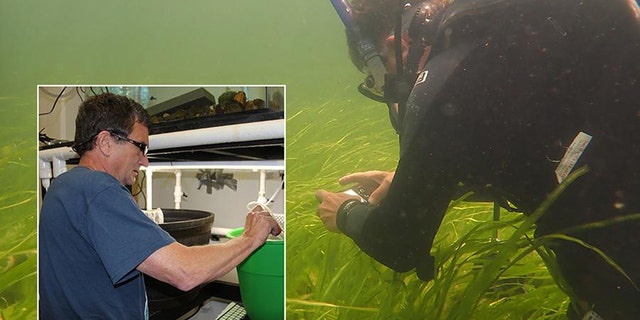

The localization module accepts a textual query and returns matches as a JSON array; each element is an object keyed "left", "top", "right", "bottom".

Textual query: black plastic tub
[
  {"left": 145, "top": 208, "right": 215, "bottom": 319},
  {"left": 157, "top": 208, "right": 215, "bottom": 246}
]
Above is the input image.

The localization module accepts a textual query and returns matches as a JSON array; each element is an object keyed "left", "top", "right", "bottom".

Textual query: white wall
[
  {"left": 141, "top": 169, "right": 284, "bottom": 233},
  {"left": 39, "top": 86, "right": 83, "bottom": 142}
]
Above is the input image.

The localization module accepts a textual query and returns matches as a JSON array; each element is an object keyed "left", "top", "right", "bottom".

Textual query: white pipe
[
  {"left": 39, "top": 147, "right": 78, "bottom": 162},
  {"left": 37, "top": 118, "right": 283, "bottom": 161},
  {"left": 173, "top": 170, "right": 182, "bottom": 210},
  {"left": 52, "top": 156, "right": 67, "bottom": 177},
  {"left": 257, "top": 170, "right": 267, "bottom": 204},
  {"left": 39, "top": 159, "right": 52, "bottom": 190},
  {"left": 146, "top": 169, "right": 153, "bottom": 210},
  {"left": 211, "top": 227, "right": 233, "bottom": 236},
  {"left": 38, "top": 149, "right": 76, "bottom": 190},
  {"left": 141, "top": 160, "right": 284, "bottom": 171},
  {"left": 148, "top": 119, "right": 284, "bottom": 151}
]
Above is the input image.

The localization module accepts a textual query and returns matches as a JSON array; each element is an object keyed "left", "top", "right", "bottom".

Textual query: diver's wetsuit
[{"left": 337, "top": 0, "right": 640, "bottom": 318}]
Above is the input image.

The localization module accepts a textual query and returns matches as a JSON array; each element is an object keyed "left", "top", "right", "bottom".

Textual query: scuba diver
[{"left": 315, "top": 0, "right": 640, "bottom": 319}]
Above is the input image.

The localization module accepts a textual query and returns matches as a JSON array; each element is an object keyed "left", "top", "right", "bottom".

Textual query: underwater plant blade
[{"left": 451, "top": 166, "right": 588, "bottom": 319}]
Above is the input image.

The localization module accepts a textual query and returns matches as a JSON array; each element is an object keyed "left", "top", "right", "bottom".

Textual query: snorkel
[{"left": 329, "top": 0, "right": 388, "bottom": 99}]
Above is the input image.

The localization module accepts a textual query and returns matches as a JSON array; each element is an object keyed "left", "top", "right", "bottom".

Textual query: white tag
[
  {"left": 582, "top": 310, "right": 604, "bottom": 320},
  {"left": 415, "top": 70, "right": 429, "bottom": 85},
  {"left": 555, "top": 132, "right": 592, "bottom": 184}
]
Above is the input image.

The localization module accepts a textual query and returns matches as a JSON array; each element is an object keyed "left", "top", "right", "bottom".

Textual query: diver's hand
[
  {"left": 339, "top": 171, "right": 394, "bottom": 205},
  {"left": 315, "top": 190, "right": 360, "bottom": 233}
]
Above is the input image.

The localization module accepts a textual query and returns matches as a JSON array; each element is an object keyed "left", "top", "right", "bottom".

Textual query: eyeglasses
[{"left": 108, "top": 130, "right": 149, "bottom": 156}]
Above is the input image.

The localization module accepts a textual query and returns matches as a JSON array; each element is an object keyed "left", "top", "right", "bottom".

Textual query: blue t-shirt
[{"left": 39, "top": 166, "right": 175, "bottom": 319}]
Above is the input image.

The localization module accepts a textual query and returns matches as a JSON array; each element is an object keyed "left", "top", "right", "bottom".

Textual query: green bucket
[{"left": 226, "top": 227, "right": 284, "bottom": 320}]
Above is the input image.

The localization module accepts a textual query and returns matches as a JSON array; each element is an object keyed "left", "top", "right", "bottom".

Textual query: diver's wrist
[{"left": 337, "top": 199, "right": 365, "bottom": 234}]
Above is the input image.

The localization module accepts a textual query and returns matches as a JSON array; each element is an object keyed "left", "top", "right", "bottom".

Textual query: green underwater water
[{"left": 0, "top": 107, "right": 37, "bottom": 320}]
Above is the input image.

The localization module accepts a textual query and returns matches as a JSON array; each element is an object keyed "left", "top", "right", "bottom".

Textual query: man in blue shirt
[{"left": 39, "top": 93, "right": 281, "bottom": 319}]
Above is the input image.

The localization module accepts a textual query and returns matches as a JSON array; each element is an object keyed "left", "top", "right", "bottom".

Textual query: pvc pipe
[
  {"left": 39, "top": 159, "right": 52, "bottom": 190},
  {"left": 38, "top": 148, "right": 72, "bottom": 189},
  {"left": 141, "top": 160, "right": 284, "bottom": 171},
  {"left": 211, "top": 227, "right": 233, "bottom": 236},
  {"left": 52, "top": 156, "right": 67, "bottom": 177},
  {"left": 257, "top": 170, "right": 267, "bottom": 204},
  {"left": 39, "top": 147, "right": 78, "bottom": 162},
  {"left": 148, "top": 119, "right": 284, "bottom": 151},
  {"left": 146, "top": 169, "right": 153, "bottom": 210},
  {"left": 173, "top": 170, "right": 182, "bottom": 210},
  {"left": 37, "top": 118, "right": 283, "bottom": 161}
]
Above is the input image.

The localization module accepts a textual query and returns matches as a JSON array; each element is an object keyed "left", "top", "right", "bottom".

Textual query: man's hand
[
  {"left": 242, "top": 206, "right": 282, "bottom": 248},
  {"left": 339, "top": 171, "right": 394, "bottom": 205},
  {"left": 315, "top": 190, "right": 360, "bottom": 233}
]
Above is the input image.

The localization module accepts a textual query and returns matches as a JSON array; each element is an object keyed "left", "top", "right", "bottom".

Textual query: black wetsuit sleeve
[{"left": 337, "top": 199, "right": 371, "bottom": 237}]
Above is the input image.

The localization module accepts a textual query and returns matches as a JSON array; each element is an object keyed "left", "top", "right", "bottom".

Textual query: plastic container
[
  {"left": 159, "top": 208, "right": 215, "bottom": 246},
  {"left": 226, "top": 227, "right": 284, "bottom": 320},
  {"left": 145, "top": 209, "right": 215, "bottom": 316}
]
